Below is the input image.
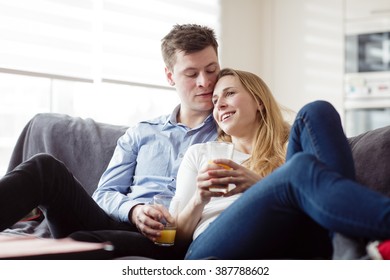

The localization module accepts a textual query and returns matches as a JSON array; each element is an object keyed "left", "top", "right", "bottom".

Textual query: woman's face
[{"left": 212, "top": 75, "right": 261, "bottom": 138}]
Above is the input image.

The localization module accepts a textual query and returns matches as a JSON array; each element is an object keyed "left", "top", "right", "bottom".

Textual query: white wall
[
  {"left": 219, "top": 0, "right": 270, "bottom": 78},
  {"left": 219, "top": 0, "right": 344, "bottom": 120}
]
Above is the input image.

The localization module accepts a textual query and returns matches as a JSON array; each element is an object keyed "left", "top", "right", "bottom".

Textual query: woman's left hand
[{"left": 207, "top": 159, "right": 262, "bottom": 196}]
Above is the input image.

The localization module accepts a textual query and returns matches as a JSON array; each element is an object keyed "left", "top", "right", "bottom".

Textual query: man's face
[{"left": 165, "top": 46, "right": 220, "bottom": 115}]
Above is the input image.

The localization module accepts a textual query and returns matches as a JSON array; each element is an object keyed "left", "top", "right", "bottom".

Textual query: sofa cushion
[{"left": 348, "top": 125, "right": 390, "bottom": 197}]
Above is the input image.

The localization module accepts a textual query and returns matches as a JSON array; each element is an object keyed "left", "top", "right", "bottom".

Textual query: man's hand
[{"left": 130, "top": 204, "right": 166, "bottom": 242}]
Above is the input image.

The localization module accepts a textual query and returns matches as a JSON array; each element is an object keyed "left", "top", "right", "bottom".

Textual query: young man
[
  {"left": 0, "top": 24, "right": 220, "bottom": 259},
  {"left": 92, "top": 23, "right": 220, "bottom": 245}
]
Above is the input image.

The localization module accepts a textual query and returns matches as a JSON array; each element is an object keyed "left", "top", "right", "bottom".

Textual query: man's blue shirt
[{"left": 93, "top": 105, "right": 217, "bottom": 223}]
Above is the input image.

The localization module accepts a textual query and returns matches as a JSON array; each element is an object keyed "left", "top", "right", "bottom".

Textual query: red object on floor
[
  {"left": 367, "top": 240, "right": 390, "bottom": 260},
  {"left": 377, "top": 240, "right": 390, "bottom": 259}
]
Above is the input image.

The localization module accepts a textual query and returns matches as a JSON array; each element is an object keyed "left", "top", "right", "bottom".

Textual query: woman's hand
[
  {"left": 195, "top": 163, "right": 229, "bottom": 204},
  {"left": 205, "top": 159, "right": 262, "bottom": 196}
]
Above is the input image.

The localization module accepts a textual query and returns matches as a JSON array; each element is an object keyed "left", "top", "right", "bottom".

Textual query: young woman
[{"left": 173, "top": 68, "right": 390, "bottom": 259}]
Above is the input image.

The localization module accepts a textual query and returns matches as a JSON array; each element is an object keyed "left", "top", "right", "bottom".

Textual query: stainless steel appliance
[
  {"left": 345, "top": 31, "right": 390, "bottom": 73},
  {"left": 344, "top": 19, "right": 390, "bottom": 137}
]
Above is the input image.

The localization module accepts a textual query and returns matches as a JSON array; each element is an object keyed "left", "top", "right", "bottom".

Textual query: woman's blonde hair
[{"left": 217, "top": 68, "right": 290, "bottom": 177}]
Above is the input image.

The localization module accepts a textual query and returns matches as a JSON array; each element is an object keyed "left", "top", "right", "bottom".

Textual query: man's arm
[
  {"left": 92, "top": 127, "right": 139, "bottom": 223},
  {"left": 92, "top": 123, "right": 176, "bottom": 241},
  {"left": 92, "top": 126, "right": 168, "bottom": 224}
]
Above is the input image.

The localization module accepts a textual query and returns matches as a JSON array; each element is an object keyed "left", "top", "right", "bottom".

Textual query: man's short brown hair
[{"left": 161, "top": 24, "right": 218, "bottom": 70}]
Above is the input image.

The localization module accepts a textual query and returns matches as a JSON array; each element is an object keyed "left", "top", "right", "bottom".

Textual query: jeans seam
[{"left": 298, "top": 115, "right": 323, "bottom": 161}]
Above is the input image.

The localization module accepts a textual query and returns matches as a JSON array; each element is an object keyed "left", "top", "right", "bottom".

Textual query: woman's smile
[{"left": 220, "top": 111, "right": 235, "bottom": 122}]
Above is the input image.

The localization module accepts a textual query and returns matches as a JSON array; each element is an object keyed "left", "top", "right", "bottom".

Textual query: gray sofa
[{"left": 3, "top": 113, "right": 390, "bottom": 259}]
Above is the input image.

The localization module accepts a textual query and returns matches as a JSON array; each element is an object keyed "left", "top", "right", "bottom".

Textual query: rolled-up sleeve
[{"left": 93, "top": 127, "right": 140, "bottom": 223}]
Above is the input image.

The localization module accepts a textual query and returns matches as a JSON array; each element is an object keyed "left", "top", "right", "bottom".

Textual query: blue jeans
[{"left": 185, "top": 100, "right": 390, "bottom": 259}]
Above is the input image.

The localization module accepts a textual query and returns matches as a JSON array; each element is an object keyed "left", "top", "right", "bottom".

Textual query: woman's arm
[
  {"left": 174, "top": 145, "right": 225, "bottom": 243},
  {"left": 176, "top": 193, "right": 207, "bottom": 243}
]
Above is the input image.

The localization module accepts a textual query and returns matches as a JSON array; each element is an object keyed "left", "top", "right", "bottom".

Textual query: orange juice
[
  {"left": 208, "top": 160, "right": 231, "bottom": 170},
  {"left": 155, "top": 227, "right": 177, "bottom": 246},
  {"left": 208, "top": 160, "right": 231, "bottom": 193}
]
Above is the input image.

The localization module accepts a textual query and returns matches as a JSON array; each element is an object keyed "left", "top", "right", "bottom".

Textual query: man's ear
[{"left": 165, "top": 67, "right": 175, "bottom": 86}]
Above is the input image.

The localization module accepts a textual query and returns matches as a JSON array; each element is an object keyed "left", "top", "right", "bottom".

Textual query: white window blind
[
  {"left": 0, "top": 0, "right": 94, "bottom": 81},
  {"left": 0, "top": 0, "right": 220, "bottom": 177},
  {"left": 0, "top": 0, "right": 220, "bottom": 86}
]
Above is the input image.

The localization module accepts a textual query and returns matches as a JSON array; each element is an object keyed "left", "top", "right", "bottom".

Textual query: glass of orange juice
[
  {"left": 153, "top": 194, "right": 180, "bottom": 246},
  {"left": 206, "top": 141, "right": 234, "bottom": 193}
]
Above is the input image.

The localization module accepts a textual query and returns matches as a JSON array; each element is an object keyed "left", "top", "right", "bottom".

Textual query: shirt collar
[
  {"left": 162, "top": 104, "right": 180, "bottom": 129},
  {"left": 162, "top": 104, "right": 215, "bottom": 131}
]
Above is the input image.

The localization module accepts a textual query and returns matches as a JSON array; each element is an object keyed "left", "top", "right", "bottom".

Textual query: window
[{"left": 0, "top": 0, "right": 220, "bottom": 176}]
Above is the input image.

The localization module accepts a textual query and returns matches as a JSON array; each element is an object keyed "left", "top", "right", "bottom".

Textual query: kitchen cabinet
[
  {"left": 345, "top": 0, "right": 390, "bottom": 21},
  {"left": 345, "top": 0, "right": 390, "bottom": 35}
]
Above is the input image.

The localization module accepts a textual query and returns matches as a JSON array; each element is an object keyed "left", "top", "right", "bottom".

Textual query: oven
[{"left": 344, "top": 93, "right": 390, "bottom": 137}]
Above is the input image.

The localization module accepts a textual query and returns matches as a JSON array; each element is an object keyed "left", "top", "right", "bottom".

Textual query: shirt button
[{"left": 179, "top": 153, "right": 184, "bottom": 158}]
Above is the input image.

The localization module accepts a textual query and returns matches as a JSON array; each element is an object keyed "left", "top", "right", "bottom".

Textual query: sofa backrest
[
  {"left": 7, "top": 113, "right": 128, "bottom": 196},
  {"left": 7, "top": 113, "right": 390, "bottom": 198}
]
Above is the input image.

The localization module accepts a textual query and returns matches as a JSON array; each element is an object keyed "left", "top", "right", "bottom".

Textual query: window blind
[{"left": 0, "top": 0, "right": 220, "bottom": 87}]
